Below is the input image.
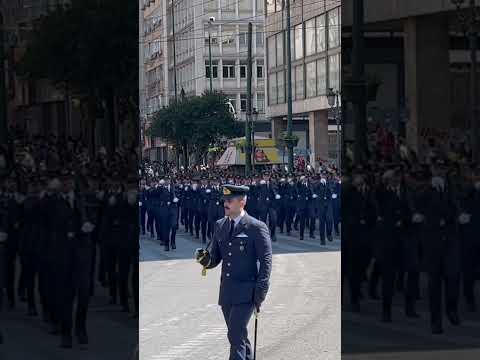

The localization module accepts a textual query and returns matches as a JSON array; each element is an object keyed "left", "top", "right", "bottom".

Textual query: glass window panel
[
  {"left": 240, "top": 94, "right": 247, "bottom": 111},
  {"left": 306, "top": 62, "right": 316, "bottom": 98},
  {"left": 290, "top": 28, "right": 295, "bottom": 61},
  {"left": 277, "top": 70, "right": 285, "bottom": 103},
  {"left": 221, "top": 0, "right": 235, "bottom": 11},
  {"left": 266, "top": 0, "right": 275, "bottom": 15},
  {"left": 276, "top": 32, "right": 284, "bottom": 66},
  {"left": 328, "top": 8, "right": 340, "bottom": 49},
  {"left": 316, "top": 14, "right": 326, "bottom": 52},
  {"left": 257, "top": 93, "right": 265, "bottom": 112},
  {"left": 268, "top": 36, "right": 276, "bottom": 69},
  {"left": 328, "top": 53, "right": 340, "bottom": 92},
  {"left": 294, "top": 24, "right": 303, "bottom": 60},
  {"left": 257, "top": 66, "right": 263, "bottom": 79},
  {"left": 295, "top": 65, "right": 304, "bottom": 99},
  {"left": 317, "top": 58, "right": 326, "bottom": 95},
  {"left": 269, "top": 72, "right": 277, "bottom": 105},
  {"left": 239, "top": 31, "right": 247, "bottom": 47},
  {"left": 240, "top": 65, "right": 247, "bottom": 78},
  {"left": 305, "top": 18, "right": 316, "bottom": 56},
  {"left": 256, "top": 0, "right": 264, "bottom": 14},
  {"left": 256, "top": 29, "right": 264, "bottom": 47}
]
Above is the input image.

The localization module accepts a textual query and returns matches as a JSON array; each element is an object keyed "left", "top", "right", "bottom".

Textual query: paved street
[
  {"left": 342, "top": 274, "right": 480, "bottom": 360},
  {"left": 0, "top": 270, "right": 137, "bottom": 360},
  {"left": 140, "top": 230, "right": 341, "bottom": 360}
]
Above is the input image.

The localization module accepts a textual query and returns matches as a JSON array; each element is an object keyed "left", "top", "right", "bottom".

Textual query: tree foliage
[
  {"left": 17, "top": 0, "right": 139, "bottom": 152},
  {"left": 148, "top": 92, "right": 242, "bottom": 164}
]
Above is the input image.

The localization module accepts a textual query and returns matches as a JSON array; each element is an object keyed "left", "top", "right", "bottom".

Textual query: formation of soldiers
[
  {"left": 139, "top": 167, "right": 341, "bottom": 249},
  {"left": 0, "top": 168, "right": 139, "bottom": 348},
  {"left": 342, "top": 158, "right": 480, "bottom": 334}
]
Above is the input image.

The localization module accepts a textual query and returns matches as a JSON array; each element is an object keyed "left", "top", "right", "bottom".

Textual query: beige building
[
  {"left": 141, "top": 0, "right": 269, "bottom": 161},
  {"left": 265, "top": 0, "right": 341, "bottom": 168},
  {"left": 343, "top": 0, "right": 478, "bottom": 155}
]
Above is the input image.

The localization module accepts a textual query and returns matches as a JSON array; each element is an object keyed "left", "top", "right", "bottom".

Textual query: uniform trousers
[{"left": 221, "top": 303, "right": 255, "bottom": 360}]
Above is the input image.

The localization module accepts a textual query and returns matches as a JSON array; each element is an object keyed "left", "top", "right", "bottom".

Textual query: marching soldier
[
  {"left": 296, "top": 176, "right": 312, "bottom": 241},
  {"left": 195, "top": 184, "right": 272, "bottom": 360}
]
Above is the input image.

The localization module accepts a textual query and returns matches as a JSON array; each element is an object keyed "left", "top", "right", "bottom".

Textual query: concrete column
[
  {"left": 308, "top": 110, "right": 328, "bottom": 169},
  {"left": 272, "top": 117, "right": 285, "bottom": 141},
  {"left": 403, "top": 14, "right": 451, "bottom": 155}
]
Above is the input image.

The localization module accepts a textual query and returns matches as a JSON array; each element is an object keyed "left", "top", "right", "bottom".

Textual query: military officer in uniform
[{"left": 195, "top": 184, "right": 272, "bottom": 360}]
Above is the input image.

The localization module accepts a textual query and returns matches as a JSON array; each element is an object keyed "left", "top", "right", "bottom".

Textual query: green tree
[
  {"left": 17, "top": 0, "right": 138, "bottom": 153},
  {"left": 148, "top": 92, "right": 242, "bottom": 166}
]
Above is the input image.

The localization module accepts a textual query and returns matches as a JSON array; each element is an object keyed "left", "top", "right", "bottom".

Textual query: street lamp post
[
  {"left": 252, "top": 108, "right": 258, "bottom": 172},
  {"left": 328, "top": 88, "right": 341, "bottom": 174},
  {"left": 451, "top": 0, "right": 480, "bottom": 162},
  {"left": 285, "top": 0, "right": 294, "bottom": 173},
  {"left": 208, "top": 17, "right": 215, "bottom": 93}
]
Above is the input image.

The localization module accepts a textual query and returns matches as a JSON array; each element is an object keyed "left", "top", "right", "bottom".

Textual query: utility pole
[
  {"left": 468, "top": 0, "right": 479, "bottom": 162},
  {"left": 208, "top": 17, "right": 215, "bottom": 92},
  {"left": 245, "top": 22, "right": 253, "bottom": 177},
  {"left": 352, "top": 0, "right": 367, "bottom": 164},
  {"left": 171, "top": 0, "right": 178, "bottom": 101},
  {"left": 285, "top": 0, "right": 294, "bottom": 173},
  {"left": 0, "top": 13, "right": 7, "bottom": 145}
]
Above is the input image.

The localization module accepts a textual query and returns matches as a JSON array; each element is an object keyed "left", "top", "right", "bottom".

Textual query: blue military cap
[{"left": 221, "top": 184, "right": 250, "bottom": 200}]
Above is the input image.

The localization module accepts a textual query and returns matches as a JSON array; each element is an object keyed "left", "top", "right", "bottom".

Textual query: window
[
  {"left": 317, "top": 58, "right": 326, "bottom": 95},
  {"left": 256, "top": 29, "right": 264, "bottom": 47},
  {"left": 295, "top": 65, "right": 304, "bottom": 100},
  {"left": 256, "top": 0, "right": 264, "bottom": 14},
  {"left": 257, "top": 65, "right": 263, "bottom": 79},
  {"left": 240, "top": 94, "right": 247, "bottom": 112},
  {"left": 205, "top": 61, "right": 218, "bottom": 78},
  {"left": 204, "top": 30, "right": 218, "bottom": 46},
  {"left": 239, "top": 31, "right": 247, "bottom": 47},
  {"left": 239, "top": 0, "right": 251, "bottom": 12},
  {"left": 227, "top": 96, "right": 237, "bottom": 112},
  {"left": 269, "top": 72, "right": 277, "bottom": 105},
  {"left": 221, "top": 0, "right": 235, "bottom": 11},
  {"left": 328, "top": 53, "right": 340, "bottom": 92},
  {"left": 266, "top": 0, "right": 275, "bottom": 14},
  {"left": 257, "top": 93, "right": 265, "bottom": 112},
  {"left": 306, "top": 61, "right": 316, "bottom": 97},
  {"left": 316, "top": 15, "right": 326, "bottom": 52},
  {"left": 268, "top": 36, "right": 276, "bottom": 69},
  {"left": 290, "top": 28, "right": 295, "bottom": 60},
  {"left": 277, "top": 71, "right": 285, "bottom": 103},
  {"left": 240, "top": 65, "right": 247, "bottom": 78},
  {"left": 328, "top": 8, "right": 340, "bottom": 49},
  {"left": 305, "top": 18, "right": 316, "bottom": 56},
  {"left": 294, "top": 24, "right": 303, "bottom": 60},
  {"left": 276, "top": 32, "right": 284, "bottom": 66},
  {"left": 223, "top": 64, "right": 235, "bottom": 78},
  {"left": 222, "top": 31, "right": 235, "bottom": 46}
]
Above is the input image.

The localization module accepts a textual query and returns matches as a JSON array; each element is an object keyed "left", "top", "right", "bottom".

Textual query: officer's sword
[{"left": 253, "top": 311, "right": 259, "bottom": 360}]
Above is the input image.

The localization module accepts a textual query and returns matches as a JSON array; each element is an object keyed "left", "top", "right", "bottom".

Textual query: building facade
[
  {"left": 141, "top": 0, "right": 269, "bottom": 161},
  {"left": 342, "top": 0, "right": 479, "bottom": 156},
  {"left": 265, "top": 0, "right": 341, "bottom": 168}
]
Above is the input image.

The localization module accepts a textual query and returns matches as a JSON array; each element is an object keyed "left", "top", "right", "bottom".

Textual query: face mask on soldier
[
  {"left": 431, "top": 176, "right": 445, "bottom": 191},
  {"left": 475, "top": 181, "right": 480, "bottom": 190},
  {"left": 127, "top": 191, "right": 136, "bottom": 205},
  {"left": 108, "top": 195, "right": 116, "bottom": 206}
]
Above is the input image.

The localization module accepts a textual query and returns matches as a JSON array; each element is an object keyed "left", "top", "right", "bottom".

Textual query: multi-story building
[
  {"left": 3, "top": 0, "right": 82, "bottom": 139},
  {"left": 265, "top": 0, "right": 341, "bottom": 168},
  {"left": 343, "top": 1, "right": 477, "bottom": 156},
  {"left": 141, "top": 0, "right": 270, "bottom": 161}
]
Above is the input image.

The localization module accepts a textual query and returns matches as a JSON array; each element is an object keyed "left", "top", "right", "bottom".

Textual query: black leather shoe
[
  {"left": 299, "top": 236, "right": 304, "bottom": 240},
  {"left": 171, "top": 243, "right": 176, "bottom": 250},
  {"left": 286, "top": 231, "right": 291, "bottom": 236},
  {"left": 27, "top": 308, "right": 38, "bottom": 317},
  {"left": 164, "top": 246, "right": 170, "bottom": 251},
  {"left": 381, "top": 312, "right": 392, "bottom": 323}
]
